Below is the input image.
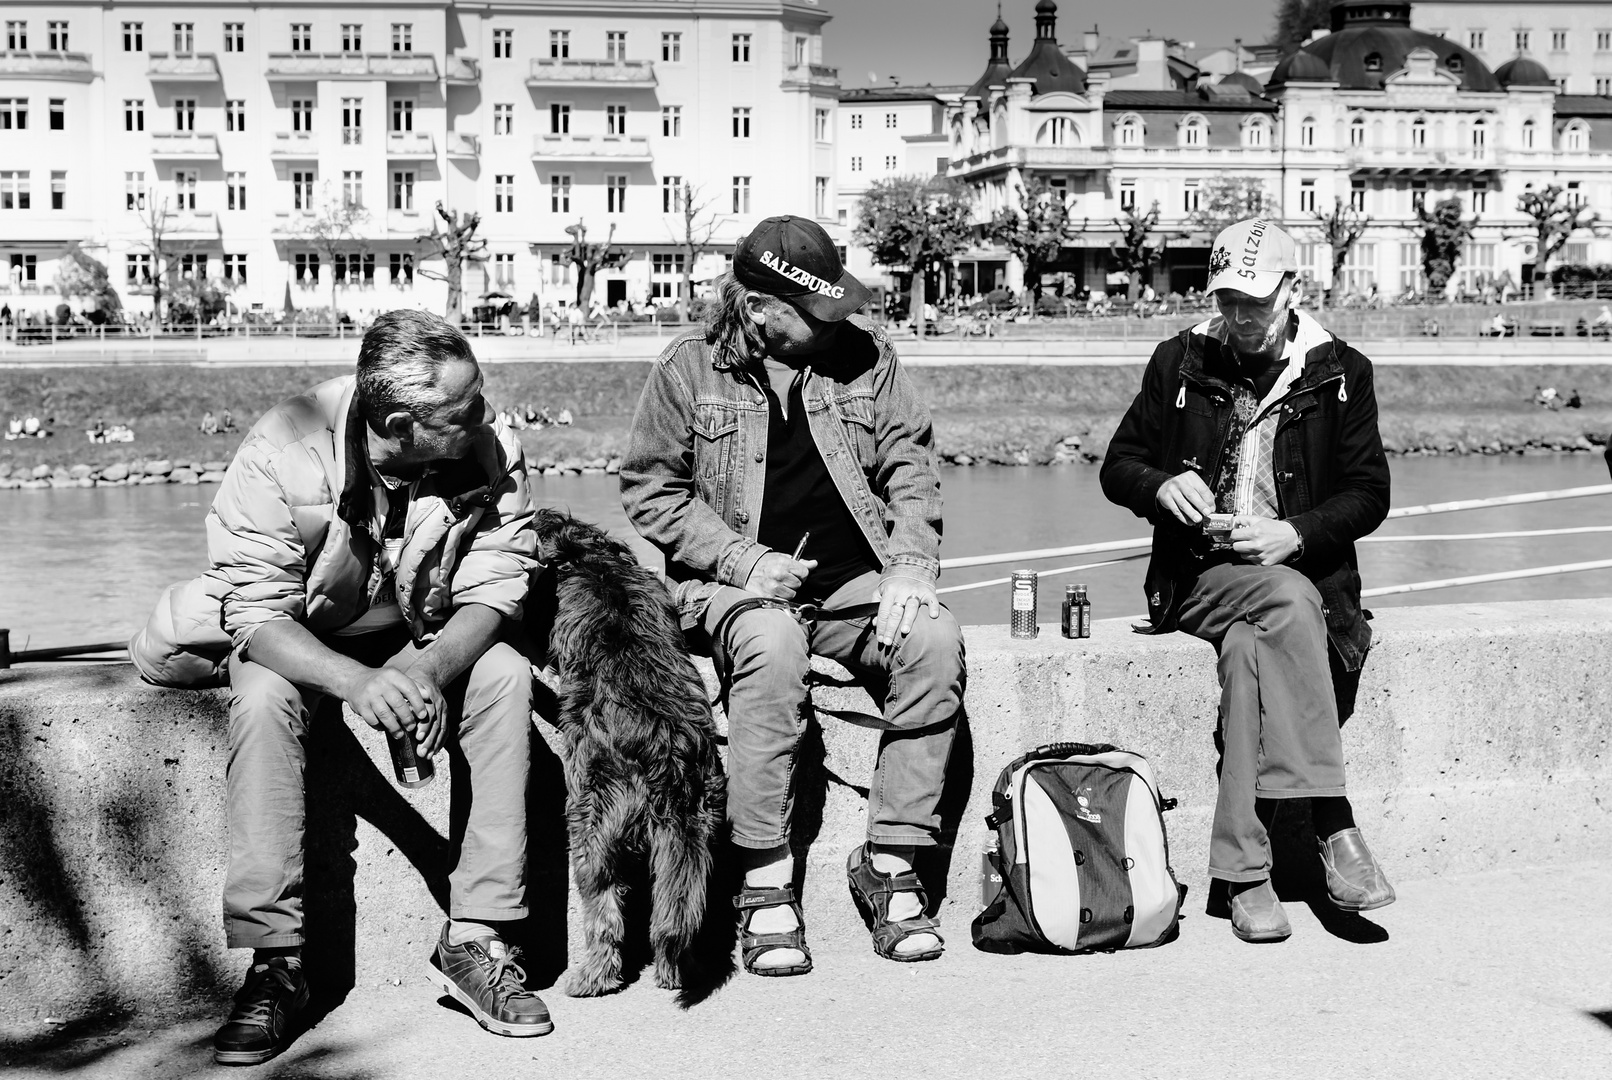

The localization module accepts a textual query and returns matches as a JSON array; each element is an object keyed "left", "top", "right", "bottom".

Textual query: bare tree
[
  {"left": 1516, "top": 185, "right": 1599, "bottom": 289},
  {"left": 1416, "top": 196, "right": 1477, "bottom": 296},
  {"left": 1312, "top": 197, "right": 1369, "bottom": 302},
  {"left": 668, "top": 182, "right": 724, "bottom": 322},
  {"left": 1110, "top": 202, "right": 1164, "bottom": 302},
  {"left": 565, "top": 219, "right": 633, "bottom": 310},
  {"left": 297, "top": 183, "right": 370, "bottom": 316},
  {"left": 416, "top": 201, "right": 488, "bottom": 321},
  {"left": 131, "top": 196, "right": 176, "bottom": 323}
]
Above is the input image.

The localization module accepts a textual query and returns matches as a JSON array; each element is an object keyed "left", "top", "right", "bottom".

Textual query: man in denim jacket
[{"left": 621, "top": 217, "right": 964, "bottom": 975}]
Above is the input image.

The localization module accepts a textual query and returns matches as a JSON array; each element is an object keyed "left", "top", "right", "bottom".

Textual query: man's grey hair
[
  {"left": 703, "top": 272, "right": 776, "bottom": 361},
  {"left": 355, "top": 309, "right": 478, "bottom": 430}
]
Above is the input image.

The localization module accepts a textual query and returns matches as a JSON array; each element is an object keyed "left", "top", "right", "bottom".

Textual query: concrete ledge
[{"left": 3, "top": 599, "right": 1609, "bottom": 1031}]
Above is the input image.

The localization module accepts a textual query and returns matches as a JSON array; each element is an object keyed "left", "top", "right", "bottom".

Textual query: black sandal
[
  {"left": 734, "top": 885, "right": 813, "bottom": 977},
  {"left": 846, "top": 844, "right": 945, "bottom": 963}
]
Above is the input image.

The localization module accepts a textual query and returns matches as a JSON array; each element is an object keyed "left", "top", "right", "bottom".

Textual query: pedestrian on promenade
[
  {"left": 1101, "top": 219, "right": 1396, "bottom": 943},
  {"left": 196, "top": 310, "right": 547, "bottom": 1061},
  {"left": 620, "top": 216, "right": 965, "bottom": 976}
]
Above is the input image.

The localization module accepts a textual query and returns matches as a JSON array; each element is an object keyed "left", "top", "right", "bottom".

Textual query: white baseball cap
[{"left": 1206, "top": 219, "right": 1299, "bottom": 299}]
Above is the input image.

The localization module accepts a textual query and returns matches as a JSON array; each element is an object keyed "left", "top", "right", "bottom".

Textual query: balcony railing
[
  {"left": 1020, "top": 146, "right": 1115, "bottom": 168},
  {"left": 387, "top": 208, "right": 425, "bottom": 233},
  {"left": 781, "top": 62, "right": 839, "bottom": 89},
  {"left": 264, "top": 53, "right": 439, "bottom": 82},
  {"left": 151, "top": 132, "right": 221, "bottom": 160},
  {"left": 1346, "top": 147, "right": 1504, "bottom": 173},
  {"left": 526, "top": 58, "right": 656, "bottom": 88},
  {"left": 386, "top": 131, "right": 436, "bottom": 158},
  {"left": 271, "top": 210, "right": 317, "bottom": 235},
  {"left": 531, "top": 133, "right": 653, "bottom": 161},
  {"left": 270, "top": 131, "right": 318, "bottom": 158},
  {"left": 445, "top": 55, "right": 480, "bottom": 84},
  {"left": 146, "top": 52, "right": 222, "bottom": 81},
  {"left": 446, "top": 131, "right": 480, "bottom": 158},
  {"left": 0, "top": 49, "right": 95, "bottom": 82}
]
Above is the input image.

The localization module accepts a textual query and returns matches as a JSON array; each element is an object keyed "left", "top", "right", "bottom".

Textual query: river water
[{"left": 3, "top": 455, "right": 1609, "bottom": 651}]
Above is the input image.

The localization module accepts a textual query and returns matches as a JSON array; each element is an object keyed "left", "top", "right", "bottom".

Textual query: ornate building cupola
[
  {"left": 966, "top": 5, "right": 1015, "bottom": 99},
  {"left": 1330, "top": 1, "right": 1412, "bottom": 32},
  {"left": 1271, "top": 0, "right": 1499, "bottom": 92},
  {"left": 1006, "top": 0, "right": 1087, "bottom": 95}
]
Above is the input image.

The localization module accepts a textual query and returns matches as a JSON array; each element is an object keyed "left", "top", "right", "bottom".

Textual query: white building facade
[
  {"left": 1411, "top": 0, "right": 1612, "bottom": 95},
  {"left": 0, "top": 0, "right": 840, "bottom": 319}
]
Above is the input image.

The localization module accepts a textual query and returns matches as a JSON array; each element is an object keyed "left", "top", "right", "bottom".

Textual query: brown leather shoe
[
  {"left": 424, "top": 923, "right": 554, "bottom": 1037},
  {"left": 1318, "top": 827, "right": 1396, "bottom": 912},
  {"left": 1229, "top": 881, "right": 1292, "bottom": 943}
]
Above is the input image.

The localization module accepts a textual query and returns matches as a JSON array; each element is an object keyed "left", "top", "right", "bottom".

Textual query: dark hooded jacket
[{"left": 1100, "top": 314, "right": 1391, "bottom": 671}]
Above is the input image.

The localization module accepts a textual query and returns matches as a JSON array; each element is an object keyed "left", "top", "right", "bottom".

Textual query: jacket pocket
[
  {"left": 834, "top": 391, "right": 877, "bottom": 465},
  {"left": 692, "top": 402, "right": 741, "bottom": 504}
]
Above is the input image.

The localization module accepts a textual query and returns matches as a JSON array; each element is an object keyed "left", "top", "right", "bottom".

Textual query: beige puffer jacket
[{"left": 130, "top": 376, "right": 535, "bottom": 687}]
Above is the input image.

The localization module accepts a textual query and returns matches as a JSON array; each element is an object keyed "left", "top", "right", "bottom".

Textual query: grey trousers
[
  {"left": 223, "top": 629, "right": 532, "bottom": 949},
  {"left": 701, "top": 570, "right": 965, "bottom": 851},
  {"left": 1174, "top": 563, "right": 1347, "bottom": 883}
]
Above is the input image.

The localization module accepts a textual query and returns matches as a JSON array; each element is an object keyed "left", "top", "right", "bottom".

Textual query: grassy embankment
[{"left": 2, "top": 362, "right": 1610, "bottom": 474}]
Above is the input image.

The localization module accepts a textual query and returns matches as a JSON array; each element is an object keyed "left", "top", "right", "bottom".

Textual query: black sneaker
[
  {"left": 212, "top": 956, "right": 309, "bottom": 1066},
  {"left": 425, "top": 923, "right": 553, "bottom": 1037}
]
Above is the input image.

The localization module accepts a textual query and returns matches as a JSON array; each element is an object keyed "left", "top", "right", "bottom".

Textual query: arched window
[
  {"left": 1564, "top": 120, "right": 1590, "bottom": 152},
  {"left": 1116, "top": 114, "right": 1143, "bottom": 146},
  {"left": 1180, "top": 114, "right": 1207, "bottom": 147},
  {"left": 1300, "top": 116, "right": 1316, "bottom": 147},
  {"left": 1243, "top": 116, "right": 1269, "bottom": 148},
  {"left": 1037, "top": 116, "right": 1080, "bottom": 146},
  {"left": 1471, "top": 118, "right": 1486, "bottom": 153},
  {"left": 992, "top": 101, "right": 1008, "bottom": 148},
  {"left": 1411, "top": 117, "right": 1427, "bottom": 147},
  {"left": 1350, "top": 116, "right": 1366, "bottom": 147},
  {"left": 1522, "top": 118, "right": 1536, "bottom": 149}
]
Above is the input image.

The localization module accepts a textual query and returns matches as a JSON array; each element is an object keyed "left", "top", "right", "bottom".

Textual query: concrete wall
[{"left": 2, "top": 599, "right": 1609, "bottom": 1035}]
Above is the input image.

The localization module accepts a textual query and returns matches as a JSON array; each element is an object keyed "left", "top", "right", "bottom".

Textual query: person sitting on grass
[{"left": 200, "top": 411, "right": 220, "bottom": 435}]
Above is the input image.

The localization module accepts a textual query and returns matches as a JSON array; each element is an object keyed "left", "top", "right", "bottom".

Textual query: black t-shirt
[{"left": 756, "top": 374, "right": 879, "bottom": 605}]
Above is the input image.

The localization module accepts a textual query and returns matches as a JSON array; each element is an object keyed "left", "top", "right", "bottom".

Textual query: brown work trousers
[{"left": 1175, "top": 562, "right": 1347, "bottom": 883}]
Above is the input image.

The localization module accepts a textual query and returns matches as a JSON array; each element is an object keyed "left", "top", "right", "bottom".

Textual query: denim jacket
[{"left": 620, "top": 317, "right": 944, "bottom": 629}]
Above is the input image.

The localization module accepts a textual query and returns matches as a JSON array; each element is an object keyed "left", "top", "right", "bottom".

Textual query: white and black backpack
[{"left": 972, "top": 742, "right": 1187, "bottom": 954}]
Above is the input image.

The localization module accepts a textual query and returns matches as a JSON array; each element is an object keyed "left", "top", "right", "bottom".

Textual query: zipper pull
[
  {"left": 1338, "top": 374, "right": 1348, "bottom": 403},
  {"left": 1175, "top": 384, "right": 1186, "bottom": 409}
]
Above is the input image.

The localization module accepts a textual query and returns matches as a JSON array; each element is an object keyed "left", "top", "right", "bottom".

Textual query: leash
[{"left": 708, "top": 596, "right": 882, "bottom": 647}]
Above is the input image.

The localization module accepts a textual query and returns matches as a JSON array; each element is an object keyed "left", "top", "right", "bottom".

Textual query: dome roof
[
  {"left": 1217, "top": 70, "right": 1266, "bottom": 95},
  {"left": 1495, "top": 55, "right": 1554, "bottom": 87},
  {"left": 1272, "top": 0, "right": 1500, "bottom": 92},
  {"left": 1269, "top": 50, "right": 1332, "bottom": 85},
  {"left": 1007, "top": 0, "right": 1087, "bottom": 95},
  {"left": 966, "top": 7, "right": 1015, "bottom": 99}
]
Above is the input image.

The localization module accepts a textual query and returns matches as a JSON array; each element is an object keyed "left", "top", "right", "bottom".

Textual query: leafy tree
[
  {"left": 1516, "top": 184, "right": 1599, "bottom": 288},
  {"left": 416, "top": 201, "right": 488, "bottom": 321},
  {"left": 54, "top": 243, "right": 122, "bottom": 315},
  {"left": 1273, "top": 0, "right": 1336, "bottom": 54},
  {"left": 1185, "top": 177, "right": 1276, "bottom": 240},
  {"left": 989, "top": 179, "right": 1085, "bottom": 314},
  {"left": 669, "top": 182, "right": 724, "bottom": 322},
  {"left": 1416, "top": 196, "right": 1477, "bottom": 295},
  {"left": 1312, "top": 196, "right": 1369, "bottom": 300},
  {"left": 297, "top": 184, "right": 370, "bottom": 316},
  {"left": 564, "top": 219, "right": 633, "bottom": 310},
  {"left": 166, "top": 274, "right": 232, "bottom": 325},
  {"left": 1109, "top": 202, "right": 1164, "bottom": 301},
  {"left": 853, "top": 175, "right": 974, "bottom": 331}
]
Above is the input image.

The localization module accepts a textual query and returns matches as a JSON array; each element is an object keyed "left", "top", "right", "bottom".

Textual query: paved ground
[{"left": 6, "top": 861, "right": 1610, "bottom": 1080}]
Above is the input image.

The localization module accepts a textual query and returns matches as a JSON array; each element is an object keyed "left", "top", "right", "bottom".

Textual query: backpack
[{"left": 971, "top": 742, "right": 1187, "bottom": 954}]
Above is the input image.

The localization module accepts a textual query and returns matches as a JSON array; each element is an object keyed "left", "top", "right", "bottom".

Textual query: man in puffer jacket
[{"left": 203, "top": 310, "right": 547, "bottom": 1063}]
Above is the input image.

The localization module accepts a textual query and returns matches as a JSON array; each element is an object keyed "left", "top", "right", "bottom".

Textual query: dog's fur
[{"left": 532, "top": 509, "right": 726, "bottom": 998}]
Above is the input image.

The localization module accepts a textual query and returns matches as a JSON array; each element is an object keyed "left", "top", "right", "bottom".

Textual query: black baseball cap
[{"left": 733, "top": 215, "right": 872, "bottom": 322}]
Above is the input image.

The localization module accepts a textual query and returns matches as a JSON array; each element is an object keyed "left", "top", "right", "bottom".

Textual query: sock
[
  {"left": 1311, "top": 796, "right": 1357, "bottom": 841},
  {"left": 251, "top": 946, "right": 302, "bottom": 972},
  {"left": 447, "top": 919, "right": 498, "bottom": 947}
]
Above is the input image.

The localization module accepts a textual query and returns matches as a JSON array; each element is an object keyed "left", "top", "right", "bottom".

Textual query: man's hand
[
  {"left": 744, "top": 553, "right": 818, "bottom": 600},
  {"left": 345, "top": 667, "right": 437, "bottom": 741},
  {"left": 871, "top": 574, "right": 941, "bottom": 648},
  {"left": 1230, "top": 517, "right": 1301, "bottom": 566},
  {"left": 1156, "top": 470, "right": 1216, "bottom": 525},
  {"left": 407, "top": 675, "right": 449, "bottom": 757}
]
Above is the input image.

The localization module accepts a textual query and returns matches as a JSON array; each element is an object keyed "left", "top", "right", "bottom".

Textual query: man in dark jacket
[{"left": 1101, "top": 219, "right": 1395, "bottom": 943}]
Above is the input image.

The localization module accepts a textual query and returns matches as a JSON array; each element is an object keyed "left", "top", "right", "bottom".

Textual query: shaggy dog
[{"left": 532, "top": 509, "right": 726, "bottom": 998}]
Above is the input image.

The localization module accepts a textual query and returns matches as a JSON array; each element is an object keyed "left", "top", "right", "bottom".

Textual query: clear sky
[{"left": 822, "top": 0, "right": 1280, "bottom": 89}]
